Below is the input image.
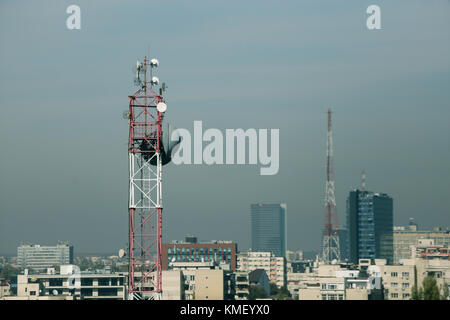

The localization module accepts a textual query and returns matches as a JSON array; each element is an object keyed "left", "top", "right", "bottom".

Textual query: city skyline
[{"left": 1, "top": 1, "right": 450, "bottom": 255}]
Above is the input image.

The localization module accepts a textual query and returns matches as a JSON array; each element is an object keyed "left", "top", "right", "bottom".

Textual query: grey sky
[{"left": 1, "top": 0, "right": 449, "bottom": 254}]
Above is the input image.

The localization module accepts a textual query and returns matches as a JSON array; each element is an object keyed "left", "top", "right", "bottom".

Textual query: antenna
[
  {"left": 361, "top": 169, "right": 366, "bottom": 191},
  {"left": 133, "top": 60, "right": 144, "bottom": 86},
  {"left": 320, "top": 108, "right": 341, "bottom": 264}
]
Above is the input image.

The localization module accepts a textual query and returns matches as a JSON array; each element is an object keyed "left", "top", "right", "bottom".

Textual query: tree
[
  {"left": 249, "top": 286, "right": 268, "bottom": 300},
  {"left": 440, "top": 282, "right": 449, "bottom": 301},
  {"left": 269, "top": 283, "right": 291, "bottom": 300},
  {"left": 422, "top": 276, "right": 440, "bottom": 300},
  {"left": 411, "top": 284, "right": 420, "bottom": 300},
  {"left": 79, "top": 257, "right": 90, "bottom": 271},
  {"left": 0, "top": 265, "right": 20, "bottom": 281}
]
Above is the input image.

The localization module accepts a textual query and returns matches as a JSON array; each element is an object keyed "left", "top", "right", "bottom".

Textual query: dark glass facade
[
  {"left": 251, "top": 203, "right": 287, "bottom": 257},
  {"left": 346, "top": 190, "right": 393, "bottom": 264}
]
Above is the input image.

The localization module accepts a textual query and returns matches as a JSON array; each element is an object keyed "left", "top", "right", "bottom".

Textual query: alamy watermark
[{"left": 171, "top": 121, "right": 279, "bottom": 176}]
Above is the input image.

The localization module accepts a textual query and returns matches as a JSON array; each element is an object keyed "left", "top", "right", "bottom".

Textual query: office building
[
  {"left": 17, "top": 243, "right": 74, "bottom": 271},
  {"left": 346, "top": 190, "right": 393, "bottom": 264},
  {"left": 162, "top": 239, "right": 237, "bottom": 271},
  {"left": 338, "top": 228, "right": 349, "bottom": 261},
  {"left": 251, "top": 203, "right": 287, "bottom": 258}
]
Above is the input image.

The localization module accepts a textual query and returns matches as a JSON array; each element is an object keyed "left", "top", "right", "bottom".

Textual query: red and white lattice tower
[
  {"left": 127, "top": 57, "right": 167, "bottom": 300},
  {"left": 320, "top": 108, "right": 341, "bottom": 264}
]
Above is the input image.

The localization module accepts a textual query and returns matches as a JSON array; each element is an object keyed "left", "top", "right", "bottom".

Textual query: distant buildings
[
  {"left": 286, "top": 250, "right": 303, "bottom": 262},
  {"left": 346, "top": 190, "right": 393, "bottom": 264},
  {"left": 162, "top": 238, "right": 237, "bottom": 271},
  {"left": 251, "top": 203, "right": 287, "bottom": 258},
  {"left": 237, "top": 251, "right": 286, "bottom": 288},
  {"left": 17, "top": 243, "right": 74, "bottom": 271},
  {"left": 393, "top": 220, "right": 450, "bottom": 264}
]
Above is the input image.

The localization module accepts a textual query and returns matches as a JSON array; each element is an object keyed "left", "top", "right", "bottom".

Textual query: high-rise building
[
  {"left": 17, "top": 243, "right": 74, "bottom": 271},
  {"left": 346, "top": 190, "right": 393, "bottom": 264},
  {"left": 251, "top": 203, "right": 287, "bottom": 258}
]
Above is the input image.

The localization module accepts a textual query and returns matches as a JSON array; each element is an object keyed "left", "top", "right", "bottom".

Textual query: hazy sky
[{"left": 1, "top": 0, "right": 449, "bottom": 254}]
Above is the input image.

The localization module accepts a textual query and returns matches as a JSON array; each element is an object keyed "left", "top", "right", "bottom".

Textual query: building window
[
  {"left": 81, "top": 278, "right": 93, "bottom": 286},
  {"left": 49, "top": 278, "right": 63, "bottom": 286},
  {"left": 391, "top": 293, "right": 398, "bottom": 298},
  {"left": 98, "top": 288, "right": 118, "bottom": 297},
  {"left": 328, "top": 284, "right": 337, "bottom": 290},
  {"left": 391, "top": 283, "right": 398, "bottom": 288},
  {"left": 30, "top": 291, "right": 36, "bottom": 295},
  {"left": 391, "top": 272, "right": 398, "bottom": 277},
  {"left": 403, "top": 293, "right": 410, "bottom": 299},
  {"left": 338, "top": 294, "right": 344, "bottom": 300},
  {"left": 321, "top": 284, "right": 327, "bottom": 290},
  {"left": 81, "top": 288, "right": 93, "bottom": 296},
  {"left": 402, "top": 272, "right": 409, "bottom": 277},
  {"left": 321, "top": 294, "right": 327, "bottom": 300},
  {"left": 402, "top": 283, "right": 409, "bottom": 289}
]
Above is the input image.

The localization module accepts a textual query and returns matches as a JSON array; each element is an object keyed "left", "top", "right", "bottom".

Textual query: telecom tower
[
  {"left": 320, "top": 109, "right": 341, "bottom": 264},
  {"left": 127, "top": 56, "right": 173, "bottom": 300}
]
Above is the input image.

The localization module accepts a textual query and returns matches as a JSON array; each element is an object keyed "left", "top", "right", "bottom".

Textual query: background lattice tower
[{"left": 320, "top": 108, "right": 341, "bottom": 263}]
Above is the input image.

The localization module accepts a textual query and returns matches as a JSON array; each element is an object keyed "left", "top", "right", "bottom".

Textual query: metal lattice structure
[
  {"left": 127, "top": 57, "right": 164, "bottom": 300},
  {"left": 320, "top": 109, "right": 341, "bottom": 264}
]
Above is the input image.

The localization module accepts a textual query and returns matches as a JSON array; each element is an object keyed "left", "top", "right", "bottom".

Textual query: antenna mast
[
  {"left": 320, "top": 108, "right": 341, "bottom": 263},
  {"left": 127, "top": 56, "right": 164, "bottom": 300}
]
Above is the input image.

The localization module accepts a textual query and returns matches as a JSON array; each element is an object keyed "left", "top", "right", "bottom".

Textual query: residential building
[
  {"left": 7, "top": 266, "right": 126, "bottom": 300},
  {"left": 195, "top": 269, "right": 225, "bottom": 300},
  {"left": 393, "top": 222, "right": 450, "bottom": 264},
  {"left": 169, "top": 260, "right": 236, "bottom": 300},
  {"left": 162, "top": 270, "right": 184, "bottom": 300},
  {"left": 237, "top": 251, "right": 286, "bottom": 288},
  {"left": 251, "top": 203, "right": 287, "bottom": 258},
  {"left": 234, "top": 271, "right": 249, "bottom": 300},
  {"left": 0, "top": 280, "right": 11, "bottom": 298}
]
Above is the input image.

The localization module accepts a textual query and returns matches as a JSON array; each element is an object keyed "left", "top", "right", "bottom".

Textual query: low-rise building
[
  {"left": 7, "top": 265, "right": 126, "bottom": 300},
  {"left": 0, "top": 280, "right": 11, "bottom": 298},
  {"left": 237, "top": 251, "right": 286, "bottom": 287}
]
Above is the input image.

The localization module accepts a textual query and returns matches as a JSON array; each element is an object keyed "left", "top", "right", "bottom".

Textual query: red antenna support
[
  {"left": 320, "top": 108, "right": 341, "bottom": 263},
  {"left": 127, "top": 56, "right": 164, "bottom": 300}
]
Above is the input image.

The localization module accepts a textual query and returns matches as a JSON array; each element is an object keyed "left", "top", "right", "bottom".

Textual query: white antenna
[
  {"left": 151, "top": 76, "right": 160, "bottom": 86},
  {"left": 150, "top": 58, "right": 159, "bottom": 68}
]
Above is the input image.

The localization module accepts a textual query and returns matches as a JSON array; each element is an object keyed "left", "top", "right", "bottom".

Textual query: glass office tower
[
  {"left": 346, "top": 190, "right": 393, "bottom": 264},
  {"left": 251, "top": 203, "right": 287, "bottom": 258}
]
